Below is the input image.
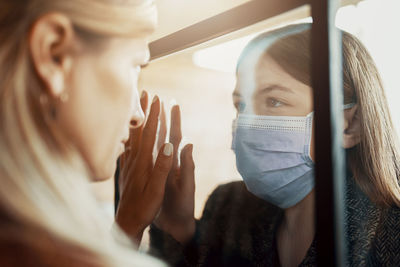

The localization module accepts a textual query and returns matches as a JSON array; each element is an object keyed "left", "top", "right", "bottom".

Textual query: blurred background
[{"left": 91, "top": 0, "right": 400, "bottom": 249}]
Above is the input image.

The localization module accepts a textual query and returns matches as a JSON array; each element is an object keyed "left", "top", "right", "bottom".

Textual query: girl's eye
[{"left": 267, "top": 98, "right": 284, "bottom": 108}]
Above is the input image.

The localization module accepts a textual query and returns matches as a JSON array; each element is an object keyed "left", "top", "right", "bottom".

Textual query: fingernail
[
  {"left": 152, "top": 95, "right": 158, "bottom": 103},
  {"left": 141, "top": 90, "right": 146, "bottom": 99},
  {"left": 163, "top": 143, "right": 173, "bottom": 156},
  {"left": 187, "top": 144, "right": 193, "bottom": 155}
]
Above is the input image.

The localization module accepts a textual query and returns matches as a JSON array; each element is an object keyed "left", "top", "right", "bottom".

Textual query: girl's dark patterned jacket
[{"left": 150, "top": 176, "right": 400, "bottom": 266}]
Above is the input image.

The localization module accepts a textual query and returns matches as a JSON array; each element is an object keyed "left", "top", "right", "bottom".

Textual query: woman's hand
[
  {"left": 154, "top": 105, "right": 196, "bottom": 244},
  {"left": 115, "top": 91, "right": 173, "bottom": 244}
]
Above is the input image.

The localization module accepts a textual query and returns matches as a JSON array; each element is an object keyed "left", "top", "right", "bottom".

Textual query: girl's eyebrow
[{"left": 260, "top": 84, "right": 295, "bottom": 94}]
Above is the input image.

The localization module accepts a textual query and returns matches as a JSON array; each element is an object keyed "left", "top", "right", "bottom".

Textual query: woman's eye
[{"left": 266, "top": 98, "right": 284, "bottom": 108}]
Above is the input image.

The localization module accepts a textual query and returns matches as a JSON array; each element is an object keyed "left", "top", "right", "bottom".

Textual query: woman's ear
[
  {"left": 29, "top": 13, "right": 75, "bottom": 98},
  {"left": 343, "top": 104, "right": 361, "bottom": 149}
]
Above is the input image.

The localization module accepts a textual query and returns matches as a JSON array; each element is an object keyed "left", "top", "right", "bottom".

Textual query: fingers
[
  {"left": 157, "top": 102, "right": 167, "bottom": 153},
  {"left": 145, "top": 143, "right": 174, "bottom": 198},
  {"left": 140, "top": 91, "right": 150, "bottom": 121},
  {"left": 135, "top": 95, "right": 161, "bottom": 170},
  {"left": 169, "top": 105, "right": 182, "bottom": 170},
  {"left": 179, "top": 144, "right": 195, "bottom": 189}
]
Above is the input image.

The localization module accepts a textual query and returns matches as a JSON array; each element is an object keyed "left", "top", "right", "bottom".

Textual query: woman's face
[
  {"left": 233, "top": 54, "right": 315, "bottom": 159},
  {"left": 57, "top": 37, "right": 148, "bottom": 180}
]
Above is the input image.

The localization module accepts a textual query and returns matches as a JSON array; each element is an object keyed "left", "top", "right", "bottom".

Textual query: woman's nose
[{"left": 130, "top": 107, "right": 145, "bottom": 129}]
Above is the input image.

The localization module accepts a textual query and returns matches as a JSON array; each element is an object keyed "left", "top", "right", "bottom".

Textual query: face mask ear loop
[
  {"left": 304, "top": 112, "right": 314, "bottom": 165},
  {"left": 231, "top": 119, "right": 238, "bottom": 151},
  {"left": 305, "top": 103, "right": 355, "bottom": 163}
]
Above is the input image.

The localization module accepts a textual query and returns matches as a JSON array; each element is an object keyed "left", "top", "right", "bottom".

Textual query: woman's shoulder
[
  {"left": 209, "top": 180, "right": 249, "bottom": 199},
  {"left": 202, "top": 180, "right": 282, "bottom": 220},
  {"left": 208, "top": 180, "right": 267, "bottom": 206},
  {"left": 345, "top": 175, "right": 400, "bottom": 265},
  {"left": 358, "top": 205, "right": 400, "bottom": 265},
  {"left": 195, "top": 181, "right": 283, "bottom": 266}
]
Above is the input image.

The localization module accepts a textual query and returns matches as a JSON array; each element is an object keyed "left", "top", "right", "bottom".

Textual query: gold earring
[
  {"left": 52, "top": 73, "right": 64, "bottom": 95},
  {"left": 52, "top": 73, "right": 69, "bottom": 103}
]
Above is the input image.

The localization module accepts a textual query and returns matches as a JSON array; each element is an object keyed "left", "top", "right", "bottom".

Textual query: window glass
[
  {"left": 94, "top": 1, "right": 400, "bottom": 264},
  {"left": 139, "top": 9, "right": 320, "bottom": 264}
]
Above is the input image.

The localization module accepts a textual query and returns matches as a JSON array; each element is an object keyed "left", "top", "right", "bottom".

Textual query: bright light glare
[
  {"left": 192, "top": 17, "right": 312, "bottom": 73},
  {"left": 192, "top": 34, "right": 257, "bottom": 73}
]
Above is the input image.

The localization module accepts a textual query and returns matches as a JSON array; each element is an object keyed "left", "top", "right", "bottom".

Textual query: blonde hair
[
  {"left": 0, "top": 0, "right": 164, "bottom": 266},
  {"left": 239, "top": 23, "right": 400, "bottom": 207}
]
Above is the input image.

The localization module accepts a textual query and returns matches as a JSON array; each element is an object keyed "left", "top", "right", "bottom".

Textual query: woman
[
  {"left": 149, "top": 23, "right": 400, "bottom": 266},
  {"left": 0, "top": 0, "right": 195, "bottom": 266}
]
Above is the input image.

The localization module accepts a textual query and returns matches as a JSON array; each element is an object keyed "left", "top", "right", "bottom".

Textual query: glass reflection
[
  {"left": 149, "top": 10, "right": 400, "bottom": 267},
  {"left": 151, "top": 23, "right": 319, "bottom": 266}
]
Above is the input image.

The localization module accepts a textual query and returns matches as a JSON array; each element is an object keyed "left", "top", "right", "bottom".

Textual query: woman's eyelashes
[{"left": 265, "top": 97, "right": 285, "bottom": 108}]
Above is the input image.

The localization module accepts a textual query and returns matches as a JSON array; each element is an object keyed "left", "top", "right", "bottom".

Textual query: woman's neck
[{"left": 283, "top": 189, "right": 315, "bottom": 231}]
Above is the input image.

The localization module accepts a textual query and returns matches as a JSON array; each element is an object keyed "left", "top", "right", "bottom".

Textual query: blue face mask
[
  {"left": 232, "top": 112, "right": 314, "bottom": 208},
  {"left": 231, "top": 103, "right": 355, "bottom": 209}
]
